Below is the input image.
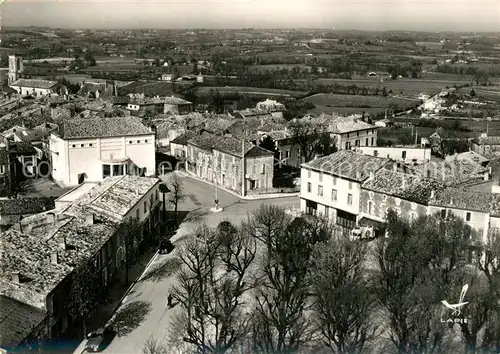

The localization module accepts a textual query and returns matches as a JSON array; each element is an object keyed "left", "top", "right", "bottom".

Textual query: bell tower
[{"left": 8, "top": 54, "right": 23, "bottom": 84}]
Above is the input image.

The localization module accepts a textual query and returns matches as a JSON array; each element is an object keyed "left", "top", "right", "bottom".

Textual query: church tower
[{"left": 8, "top": 54, "right": 23, "bottom": 84}]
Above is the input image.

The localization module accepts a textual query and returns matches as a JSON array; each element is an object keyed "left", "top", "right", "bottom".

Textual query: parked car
[
  {"left": 158, "top": 239, "right": 175, "bottom": 254},
  {"left": 85, "top": 326, "right": 115, "bottom": 352}
]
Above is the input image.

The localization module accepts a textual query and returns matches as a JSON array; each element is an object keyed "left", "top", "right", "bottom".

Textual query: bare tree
[
  {"left": 288, "top": 118, "right": 333, "bottom": 163},
  {"left": 374, "top": 210, "right": 446, "bottom": 354},
  {"left": 142, "top": 337, "right": 168, "bottom": 354},
  {"left": 116, "top": 217, "right": 143, "bottom": 284},
  {"left": 167, "top": 174, "right": 186, "bottom": 224},
  {"left": 249, "top": 207, "right": 321, "bottom": 353},
  {"left": 169, "top": 222, "right": 256, "bottom": 353},
  {"left": 310, "top": 237, "right": 378, "bottom": 354}
]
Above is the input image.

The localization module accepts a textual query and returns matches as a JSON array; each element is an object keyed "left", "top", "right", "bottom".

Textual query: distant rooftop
[
  {"left": 303, "top": 150, "right": 390, "bottom": 182},
  {"left": 57, "top": 116, "right": 152, "bottom": 139},
  {"left": 9, "top": 78, "right": 58, "bottom": 90},
  {"left": 188, "top": 131, "right": 273, "bottom": 158}
]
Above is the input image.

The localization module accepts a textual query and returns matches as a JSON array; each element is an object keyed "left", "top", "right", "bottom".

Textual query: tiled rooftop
[
  {"left": 429, "top": 187, "right": 493, "bottom": 213},
  {"left": 188, "top": 132, "right": 273, "bottom": 158},
  {"left": 170, "top": 131, "right": 197, "bottom": 145},
  {"left": 330, "top": 117, "right": 377, "bottom": 134},
  {"left": 0, "top": 197, "right": 55, "bottom": 216},
  {"left": 58, "top": 116, "right": 152, "bottom": 139},
  {"left": 164, "top": 95, "right": 191, "bottom": 105},
  {"left": 473, "top": 135, "right": 500, "bottom": 146},
  {"left": 62, "top": 175, "right": 161, "bottom": 222},
  {"left": 10, "top": 79, "right": 58, "bottom": 89},
  {"left": 0, "top": 176, "right": 160, "bottom": 310},
  {"left": 303, "top": 150, "right": 390, "bottom": 182},
  {"left": 362, "top": 169, "right": 448, "bottom": 204},
  {"left": 411, "top": 158, "right": 488, "bottom": 185},
  {"left": 0, "top": 295, "right": 46, "bottom": 348}
]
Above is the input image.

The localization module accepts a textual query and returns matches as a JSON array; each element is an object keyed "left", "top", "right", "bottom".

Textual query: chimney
[
  {"left": 369, "top": 171, "right": 374, "bottom": 180},
  {"left": 356, "top": 171, "right": 361, "bottom": 180},
  {"left": 86, "top": 213, "right": 95, "bottom": 226},
  {"left": 11, "top": 272, "right": 20, "bottom": 283},
  {"left": 135, "top": 188, "right": 140, "bottom": 196},
  {"left": 430, "top": 190, "right": 436, "bottom": 199},
  {"left": 450, "top": 197, "right": 454, "bottom": 206},
  {"left": 393, "top": 163, "right": 397, "bottom": 172},
  {"left": 46, "top": 212, "right": 56, "bottom": 224},
  {"left": 51, "top": 251, "right": 59, "bottom": 265},
  {"left": 58, "top": 237, "right": 67, "bottom": 251}
]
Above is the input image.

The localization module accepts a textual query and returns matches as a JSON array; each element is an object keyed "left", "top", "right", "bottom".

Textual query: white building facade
[{"left": 50, "top": 117, "right": 156, "bottom": 187}]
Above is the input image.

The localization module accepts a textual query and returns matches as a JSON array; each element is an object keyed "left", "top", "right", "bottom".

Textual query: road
[{"left": 76, "top": 173, "right": 299, "bottom": 354}]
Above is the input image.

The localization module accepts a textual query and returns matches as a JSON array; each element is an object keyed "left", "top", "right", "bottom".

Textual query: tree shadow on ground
[
  {"left": 109, "top": 300, "right": 152, "bottom": 337},
  {"left": 140, "top": 257, "right": 183, "bottom": 283}
]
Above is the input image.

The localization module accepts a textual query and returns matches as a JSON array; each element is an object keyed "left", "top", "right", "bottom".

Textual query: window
[
  {"left": 371, "top": 137, "right": 374, "bottom": 145},
  {"left": 365, "top": 138, "right": 369, "bottom": 146},
  {"left": 402, "top": 151, "right": 407, "bottom": 159},
  {"left": 357, "top": 131, "right": 359, "bottom": 137},
  {"left": 427, "top": 170, "right": 431, "bottom": 178},
  {"left": 145, "top": 140, "right": 148, "bottom": 143},
  {"left": 331, "top": 189, "right": 337, "bottom": 201},
  {"left": 144, "top": 201, "right": 147, "bottom": 213},
  {"left": 307, "top": 182, "right": 312, "bottom": 193},
  {"left": 150, "top": 194, "right": 154, "bottom": 206},
  {"left": 355, "top": 140, "right": 359, "bottom": 147},
  {"left": 89, "top": 143, "right": 93, "bottom": 147},
  {"left": 0, "top": 165, "right": 5, "bottom": 174},
  {"left": 318, "top": 185, "right": 323, "bottom": 196},
  {"left": 466, "top": 212, "right": 471, "bottom": 222},
  {"left": 347, "top": 193, "right": 353, "bottom": 206},
  {"left": 261, "top": 164, "right": 266, "bottom": 174},
  {"left": 347, "top": 133, "right": 350, "bottom": 138},
  {"left": 155, "top": 189, "right": 159, "bottom": 200},
  {"left": 136, "top": 209, "right": 140, "bottom": 219},
  {"left": 319, "top": 172, "right": 323, "bottom": 182},
  {"left": 81, "top": 144, "right": 84, "bottom": 147},
  {"left": 374, "top": 150, "right": 378, "bottom": 157},
  {"left": 333, "top": 177, "right": 337, "bottom": 185},
  {"left": 307, "top": 169, "right": 311, "bottom": 178},
  {"left": 113, "top": 164, "right": 124, "bottom": 176},
  {"left": 348, "top": 181, "right": 352, "bottom": 190},
  {"left": 297, "top": 148, "right": 300, "bottom": 156},
  {"left": 72, "top": 144, "right": 76, "bottom": 148},
  {"left": 285, "top": 150, "right": 290, "bottom": 158},
  {"left": 441, "top": 209, "right": 447, "bottom": 218},
  {"left": 129, "top": 141, "right": 132, "bottom": 144},
  {"left": 368, "top": 201, "right": 374, "bottom": 215},
  {"left": 102, "top": 164, "right": 111, "bottom": 178},
  {"left": 137, "top": 140, "right": 140, "bottom": 144}
]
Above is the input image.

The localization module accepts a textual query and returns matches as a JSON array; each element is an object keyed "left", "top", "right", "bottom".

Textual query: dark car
[
  {"left": 85, "top": 326, "right": 115, "bottom": 352},
  {"left": 158, "top": 239, "right": 175, "bottom": 254}
]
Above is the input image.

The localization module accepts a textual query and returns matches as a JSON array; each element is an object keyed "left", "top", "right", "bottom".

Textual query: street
[{"left": 75, "top": 173, "right": 299, "bottom": 354}]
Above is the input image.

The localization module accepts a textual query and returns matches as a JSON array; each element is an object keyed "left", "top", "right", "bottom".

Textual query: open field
[
  {"left": 302, "top": 93, "right": 420, "bottom": 115},
  {"left": 193, "top": 86, "right": 307, "bottom": 98},
  {"left": 315, "top": 78, "right": 473, "bottom": 97}
]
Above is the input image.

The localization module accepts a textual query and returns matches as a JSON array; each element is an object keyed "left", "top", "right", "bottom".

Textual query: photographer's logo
[{"left": 441, "top": 284, "right": 469, "bottom": 324}]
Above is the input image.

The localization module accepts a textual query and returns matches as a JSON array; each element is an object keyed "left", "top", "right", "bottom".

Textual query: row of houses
[
  {"left": 299, "top": 150, "right": 494, "bottom": 241},
  {"left": 0, "top": 175, "right": 164, "bottom": 350}
]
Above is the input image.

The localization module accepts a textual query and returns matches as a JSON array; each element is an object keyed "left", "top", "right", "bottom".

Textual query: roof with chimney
[
  {"left": 429, "top": 187, "right": 493, "bottom": 213},
  {"left": 57, "top": 116, "right": 152, "bottom": 139},
  {"left": 410, "top": 157, "right": 488, "bottom": 185},
  {"left": 362, "top": 169, "right": 448, "bottom": 205},
  {"left": 0, "top": 176, "right": 160, "bottom": 311},
  {"left": 303, "top": 150, "right": 390, "bottom": 182},
  {"left": 188, "top": 132, "right": 273, "bottom": 158}
]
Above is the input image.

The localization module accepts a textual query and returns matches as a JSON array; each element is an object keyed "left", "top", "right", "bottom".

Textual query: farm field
[
  {"left": 193, "top": 86, "right": 307, "bottom": 98},
  {"left": 315, "top": 78, "right": 473, "bottom": 97},
  {"left": 301, "top": 93, "right": 420, "bottom": 115}
]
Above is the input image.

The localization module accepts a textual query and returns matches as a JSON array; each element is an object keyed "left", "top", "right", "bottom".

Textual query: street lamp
[{"left": 159, "top": 183, "right": 170, "bottom": 227}]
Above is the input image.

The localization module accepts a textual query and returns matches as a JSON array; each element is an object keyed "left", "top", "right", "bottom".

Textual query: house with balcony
[
  {"left": 0, "top": 175, "right": 162, "bottom": 351},
  {"left": 49, "top": 116, "right": 156, "bottom": 187},
  {"left": 186, "top": 132, "right": 274, "bottom": 195},
  {"left": 300, "top": 150, "right": 390, "bottom": 229}
]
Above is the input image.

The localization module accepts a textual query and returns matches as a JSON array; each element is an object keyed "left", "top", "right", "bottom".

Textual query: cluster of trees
[
  {"left": 387, "top": 60, "right": 423, "bottom": 79},
  {"left": 145, "top": 205, "right": 500, "bottom": 354},
  {"left": 436, "top": 65, "right": 494, "bottom": 84}
]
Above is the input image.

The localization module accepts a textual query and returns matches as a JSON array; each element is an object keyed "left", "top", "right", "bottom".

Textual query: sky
[{"left": 1, "top": 0, "right": 499, "bottom": 32}]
